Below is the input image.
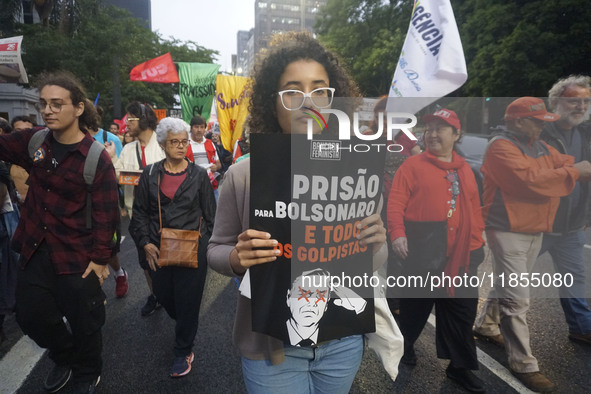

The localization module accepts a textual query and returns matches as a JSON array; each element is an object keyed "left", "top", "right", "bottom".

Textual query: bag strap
[
  {"left": 84, "top": 140, "right": 105, "bottom": 229},
  {"left": 27, "top": 128, "right": 50, "bottom": 159},
  {"left": 157, "top": 173, "right": 163, "bottom": 231},
  {"left": 157, "top": 170, "right": 202, "bottom": 236}
]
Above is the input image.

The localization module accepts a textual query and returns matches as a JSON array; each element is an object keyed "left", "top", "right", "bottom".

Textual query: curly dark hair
[
  {"left": 35, "top": 71, "right": 99, "bottom": 133},
  {"left": 248, "top": 32, "right": 361, "bottom": 134}
]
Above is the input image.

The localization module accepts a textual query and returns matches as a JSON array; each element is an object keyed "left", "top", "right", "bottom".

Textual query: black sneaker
[
  {"left": 71, "top": 376, "right": 100, "bottom": 394},
  {"left": 446, "top": 364, "right": 485, "bottom": 393},
  {"left": 141, "top": 294, "right": 161, "bottom": 317},
  {"left": 44, "top": 364, "right": 72, "bottom": 393},
  {"left": 400, "top": 346, "right": 417, "bottom": 366},
  {"left": 170, "top": 352, "right": 194, "bottom": 378}
]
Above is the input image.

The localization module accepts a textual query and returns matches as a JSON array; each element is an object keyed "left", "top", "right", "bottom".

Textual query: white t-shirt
[{"left": 190, "top": 138, "right": 219, "bottom": 168}]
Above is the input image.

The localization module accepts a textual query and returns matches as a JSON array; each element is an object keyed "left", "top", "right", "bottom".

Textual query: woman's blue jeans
[{"left": 241, "top": 335, "right": 364, "bottom": 394}]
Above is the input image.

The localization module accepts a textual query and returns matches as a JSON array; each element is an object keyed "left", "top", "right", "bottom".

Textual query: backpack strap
[
  {"left": 484, "top": 134, "right": 525, "bottom": 156},
  {"left": 83, "top": 140, "right": 105, "bottom": 229},
  {"left": 28, "top": 128, "right": 50, "bottom": 160}
]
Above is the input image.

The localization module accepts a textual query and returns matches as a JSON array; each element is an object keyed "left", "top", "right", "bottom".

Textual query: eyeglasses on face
[
  {"left": 35, "top": 100, "right": 72, "bottom": 113},
  {"left": 525, "top": 117, "right": 545, "bottom": 126},
  {"left": 167, "top": 139, "right": 190, "bottom": 147},
  {"left": 424, "top": 125, "right": 452, "bottom": 135},
  {"left": 277, "top": 87, "right": 335, "bottom": 111},
  {"left": 561, "top": 98, "right": 591, "bottom": 106},
  {"left": 125, "top": 117, "right": 140, "bottom": 123}
]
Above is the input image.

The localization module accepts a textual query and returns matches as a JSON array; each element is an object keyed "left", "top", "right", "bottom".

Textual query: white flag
[
  {"left": 0, "top": 36, "right": 29, "bottom": 84},
  {"left": 387, "top": 0, "right": 466, "bottom": 115}
]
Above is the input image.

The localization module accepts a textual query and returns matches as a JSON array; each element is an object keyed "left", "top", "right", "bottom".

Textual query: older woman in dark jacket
[{"left": 130, "top": 117, "right": 216, "bottom": 378}]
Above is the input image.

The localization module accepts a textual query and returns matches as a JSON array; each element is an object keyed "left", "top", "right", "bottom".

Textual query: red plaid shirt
[{"left": 0, "top": 128, "right": 120, "bottom": 274}]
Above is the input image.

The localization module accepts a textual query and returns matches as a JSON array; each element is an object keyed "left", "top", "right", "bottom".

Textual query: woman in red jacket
[{"left": 387, "top": 109, "right": 485, "bottom": 393}]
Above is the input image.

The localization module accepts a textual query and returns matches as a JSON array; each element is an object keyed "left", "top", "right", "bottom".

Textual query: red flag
[
  {"left": 130, "top": 53, "right": 179, "bottom": 83},
  {"left": 114, "top": 114, "right": 127, "bottom": 135}
]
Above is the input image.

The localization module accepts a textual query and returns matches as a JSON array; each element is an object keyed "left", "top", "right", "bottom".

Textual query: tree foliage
[
  {"left": 316, "top": 0, "right": 413, "bottom": 96},
  {"left": 2, "top": 0, "right": 218, "bottom": 127},
  {"left": 316, "top": 0, "right": 591, "bottom": 99},
  {"left": 456, "top": 0, "right": 591, "bottom": 97}
]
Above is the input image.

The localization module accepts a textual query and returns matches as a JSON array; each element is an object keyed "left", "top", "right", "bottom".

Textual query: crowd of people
[{"left": 0, "top": 32, "right": 590, "bottom": 394}]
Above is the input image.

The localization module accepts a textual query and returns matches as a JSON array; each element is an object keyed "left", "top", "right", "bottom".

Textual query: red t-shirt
[{"left": 160, "top": 169, "right": 187, "bottom": 200}]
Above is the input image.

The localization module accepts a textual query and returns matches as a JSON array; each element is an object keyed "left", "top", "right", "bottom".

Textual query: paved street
[{"left": 1, "top": 217, "right": 590, "bottom": 393}]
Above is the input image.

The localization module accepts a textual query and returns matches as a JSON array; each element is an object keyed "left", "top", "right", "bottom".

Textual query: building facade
[
  {"left": 254, "top": 0, "right": 326, "bottom": 53},
  {"left": 236, "top": 29, "right": 253, "bottom": 76},
  {"left": 104, "top": 0, "right": 152, "bottom": 29}
]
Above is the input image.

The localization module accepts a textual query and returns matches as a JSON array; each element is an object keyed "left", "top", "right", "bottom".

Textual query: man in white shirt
[
  {"left": 188, "top": 116, "right": 221, "bottom": 200},
  {"left": 108, "top": 102, "right": 165, "bottom": 317}
]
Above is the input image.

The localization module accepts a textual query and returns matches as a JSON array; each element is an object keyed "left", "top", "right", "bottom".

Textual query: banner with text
[
  {"left": 215, "top": 75, "right": 250, "bottom": 153},
  {"left": 388, "top": 0, "right": 467, "bottom": 114},
  {"left": 129, "top": 52, "right": 179, "bottom": 83},
  {"left": 0, "top": 36, "right": 28, "bottom": 83},
  {"left": 178, "top": 63, "right": 220, "bottom": 123},
  {"left": 248, "top": 133, "right": 385, "bottom": 345}
]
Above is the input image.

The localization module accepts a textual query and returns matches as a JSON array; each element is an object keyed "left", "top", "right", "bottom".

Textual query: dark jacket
[
  {"left": 540, "top": 122, "right": 591, "bottom": 234},
  {"left": 129, "top": 159, "right": 216, "bottom": 251}
]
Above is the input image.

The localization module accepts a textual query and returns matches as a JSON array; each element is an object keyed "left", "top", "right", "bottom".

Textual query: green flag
[{"left": 178, "top": 62, "right": 220, "bottom": 123}]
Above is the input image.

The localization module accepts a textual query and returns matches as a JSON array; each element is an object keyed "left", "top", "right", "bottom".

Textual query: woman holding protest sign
[
  {"left": 387, "top": 109, "right": 485, "bottom": 392},
  {"left": 207, "top": 32, "right": 388, "bottom": 393},
  {"left": 129, "top": 117, "right": 215, "bottom": 377}
]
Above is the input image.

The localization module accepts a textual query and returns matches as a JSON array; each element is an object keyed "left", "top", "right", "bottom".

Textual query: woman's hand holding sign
[
  {"left": 230, "top": 229, "right": 280, "bottom": 275},
  {"left": 356, "top": 213, "right": 387, "bottom": 255}
]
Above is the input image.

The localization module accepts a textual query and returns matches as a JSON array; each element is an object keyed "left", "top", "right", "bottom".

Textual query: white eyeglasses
[{"left": 277, "top": 87, "right": 335, "bottom": 111}]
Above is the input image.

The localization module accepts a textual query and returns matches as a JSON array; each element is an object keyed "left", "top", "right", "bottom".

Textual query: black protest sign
[{"left": 249, "top": 133, "right": 385, "bottom": 345}]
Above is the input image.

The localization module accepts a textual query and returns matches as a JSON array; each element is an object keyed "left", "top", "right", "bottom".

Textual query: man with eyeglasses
[
  {"left": 474, "top": 97, "right": 591, "bottom": 392},
  {"left": 0, "top": 72, "right": 119, "bottom": 393},
  {"left": 538, "top": 75, "right": 591, "bottom": 346},
  {"left": 110, "top": 101, "right": 165, "bottom": 317}
]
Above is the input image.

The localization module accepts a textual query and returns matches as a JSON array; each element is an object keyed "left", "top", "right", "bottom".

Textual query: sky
[{"left": 151, "top": 0, "right": 255, "bottom": 73}]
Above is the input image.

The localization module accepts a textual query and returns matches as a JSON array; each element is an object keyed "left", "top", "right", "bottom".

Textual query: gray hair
[
  {"left": 155, "top": 117, "right": 190, "bottom": 144},
  {"left": 548, "top": 75, "right": 591, "bottom": 110}
]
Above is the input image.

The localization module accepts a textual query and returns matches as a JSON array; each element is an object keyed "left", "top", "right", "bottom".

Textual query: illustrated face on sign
[
  {"left": 286, "top": 270, "right": 331, "bottom": 329},
  {"left": 276, "top": 59, "right": 332, "bottom": 135}
]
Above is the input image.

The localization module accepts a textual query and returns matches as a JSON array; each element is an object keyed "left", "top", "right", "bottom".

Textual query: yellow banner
[{"left": 215, "top": 75, "right": 250, "bottom": 153}]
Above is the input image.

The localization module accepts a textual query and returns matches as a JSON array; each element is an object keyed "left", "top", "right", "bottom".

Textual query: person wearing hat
[
  {"left": 473, "top": 97, "right": 591, "bottom": 392},
  {"left": 388, "top": 108, "right": 486, "bottom": 392}
]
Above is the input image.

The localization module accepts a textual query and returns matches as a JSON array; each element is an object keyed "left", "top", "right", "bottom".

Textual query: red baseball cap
[
  {"left": 422, "top": 108, "right": 461, "bottom": 130},
  {"left": 505, "top": 97, "right": 560, "bottom": 121}
]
